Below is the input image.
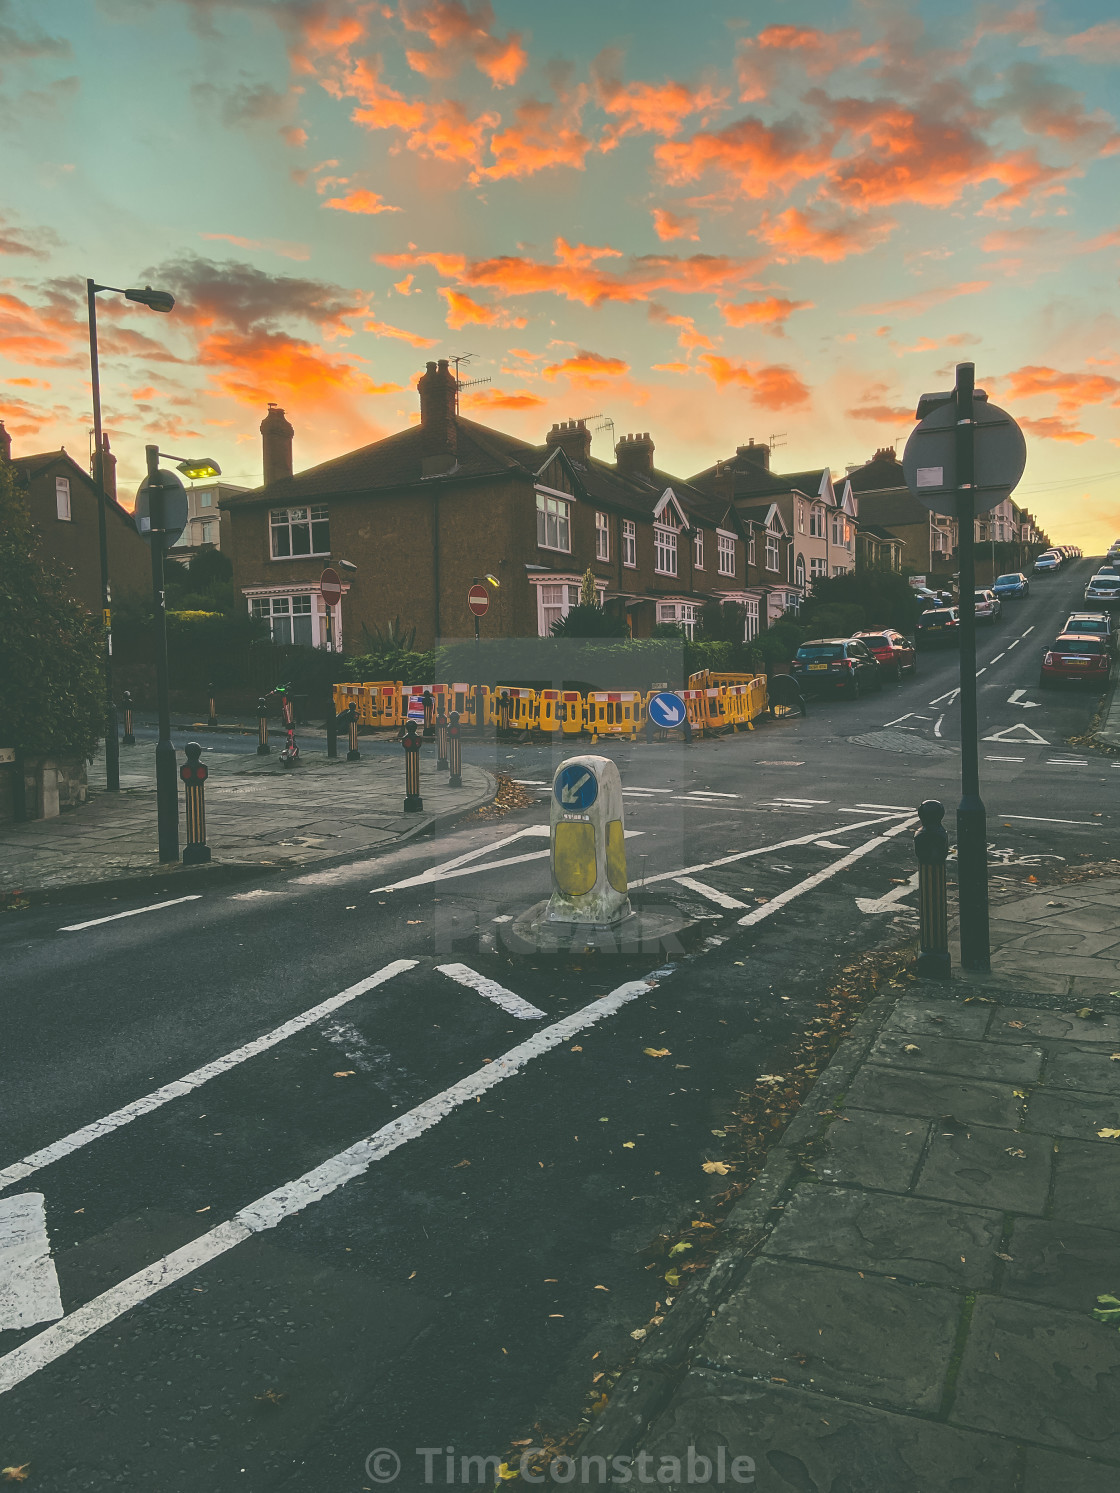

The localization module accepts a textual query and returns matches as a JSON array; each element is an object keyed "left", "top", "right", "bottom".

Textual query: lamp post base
[
  {"left": 183, "top": 843, "right": 212, "bottom": 865},
  {"left": 404, "top": 794, "right": 424, "bottom": 813}
]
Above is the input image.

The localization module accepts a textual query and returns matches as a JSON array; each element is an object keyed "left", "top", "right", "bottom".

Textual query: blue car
[{"left": 993, "top": 572, "right": 1030, "bottom": 599}]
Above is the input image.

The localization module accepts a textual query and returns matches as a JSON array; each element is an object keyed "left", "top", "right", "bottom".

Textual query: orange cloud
[
  {"left": 846, "top": 402, "right": 916, "bottom": 422},
  {"left": 474, "top": 94, "right": 591, "bottom": 180},
  {"left": 735, "top": 24, "right": 882, "bottom": 102},
  {"left": 461, "top": 386, "right": 546, "bottom": 411},
  {"left": 393, "top": 274, "right": 415, "bottom": 294},
  {"left": 542, "top": 351, "right": 630, "bottom": 385},
  {"left": 321, "top": 189, "right": 402, "bottom": 214},
  {"left": 718, "top": 296, "right": 812, "bottom": 333},
  {"left": 200, "top": 330, "right": 400, "bottom": 408},
  {"left": 651, "top": 208, "right": 700, "bottom": 242},
  {"left": 655, "top": 114, "right": 835, "bottom": 199},
  {"left": 1018, "top": 415, "right": 1094, "bottom": 442},
  {"left": 0, "top": 290, "right": 82, "bottom": 367},
  {"left": 400, "top": 0, "right": 527, "bottom": 87},
  {"left": 6, "top": 376, "right": 50, "bottom": 388},
  {"left": 1035, "top": 22, "right": 1120, "bottom": 64},
  {"left": 696, "top": 354, "right": 810, "bottom": 409},
  {"left": 754, "top": 206, "right": 895, "bottom": 262},
  {"left": 651, "top": 361, "right": 691, "bottom": 373},
  {"left": 592, "top": 53, "right": 727, "bottom": 149},
  {"left": 1000, "top": 365, "right": 1120, "bottom": 412},
  {"left": 438, "top": 287, "right": 527, "bottom": 330},
  {"left": 364, "top": 317, "right": 438, "bottom": 348},
  {"left": 199, "top": 232, "right": 310, "bottom": 261},
  {"left": 338, "top": 56, "right": 429, "bottom": 133},
  {"left": 859, "top": 281, "right": 989, "bottom": 317},
  {"left": 647, "top": 304, "right": 714, "bottom": 350}
]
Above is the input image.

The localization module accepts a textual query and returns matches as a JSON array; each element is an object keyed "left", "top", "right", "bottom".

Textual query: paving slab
[
  {"left": 700, "top": 1257, "right": 962, "bottom": 1413},
  {"left": 639, "top": 1370, "right": 1019, "bottom": 1493},
  {"left": 845, "top": 1065, "right": 1025, "bottom": 1128},
  {"left": 1025, "top": 1086, "right": 1120, "bottom": 1141},
  {"left": 1004, "top": 928, "right": 1120, "bottom": 958},
  {"left": 763, "top": 1183, "right": 1002, "bottom": 1289},
  {"left": 952, "top": 1296, "right": 1120, "bottom": 1460},
  {"left": 914, "top": 1121, "right": 1053, "bottom": 1214},
  {"left": 1001, "top": 1217, "right": 1120, "bottom": 1314},
  {"left": 1043, "top": 1045, "right": 1120, "bottom": 1095},
  {"left": 1024, "top": 1447, "right": 1120, "bottom": 1492},
  {"left": 868, "top": 1030, "right": 1044, "bottom": 1083},
  {"left": 1051, "top": 1138, "right": 1120, "bottom": 1231},
  {"left": 992, "top": 1007, "right": 1120, "bottom": 1045},
  {"left": 879, "top": 998, "right": 994, "bottom": 1040},
  {"left": 814, "top": 1110, "right": 931, "bottom": 1192}
]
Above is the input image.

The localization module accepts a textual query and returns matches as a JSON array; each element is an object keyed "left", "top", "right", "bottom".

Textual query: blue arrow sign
[
  {"left": 646, "top": 691, "right": 687, "bottom": 730},
  {"left": 554, "top": 763, "right": 598, "bottom": 810}
]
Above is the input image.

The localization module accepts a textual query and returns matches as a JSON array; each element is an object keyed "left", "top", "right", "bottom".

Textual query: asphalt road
[{"left": 0, "top": 559, "right": 1114, "bottom": 1491}]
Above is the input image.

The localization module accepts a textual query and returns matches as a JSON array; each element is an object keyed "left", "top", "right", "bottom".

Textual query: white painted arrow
[
  {"left": 1007, "top": 689, "right": 1041, "bottom": 709},
  {"left": 929, "top": 688, "right": 961, "bottom": 706},
  {"left": 982, "top": 722, "right": 1049, "bottom": 744},
  {"left": 0, "top": 1193, "right": 63, "bottom": 1331},
  {"left": 856, "top": 872, "right": 919, "bottom": 915}
]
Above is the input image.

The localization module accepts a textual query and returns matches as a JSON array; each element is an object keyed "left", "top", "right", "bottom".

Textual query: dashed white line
[
  {"left": 999, "top": 814, "right": 1100, "bottom": 826},
  {"left": 59, "top": 895, "right": 202, "bottom": 933},
  {"left": 682, "top": 791, "right": 740, "bottom": 799},
  {"left": 934, "top": 715, "right": 944, "bottom": 737},
  {"left": 1022, "top": 626, "right": 1035, "bottom": 637},
  {"left": 673, "top": 877, "right": 748, "bottom": 910},
  {"left": 1007, "top": 639, "right": 1020, "bottom": 649},
  {"left": 855, "top": 802, "right": 914, "bottom": 812},
  {"left": 986, "top": 755, "right": 1025, "bottom": 763},
  {"left": 975, "top": 667, "right": 987, "bottom": 676},
  {"left": 435, "top": 963, "right": 546, "bottom": 1020},
  {"left": 990, "top": 652, "right": 1005, "bottom": 663},
  {"left": 642, "top": 813, "right": 902, "bottom": 886}
]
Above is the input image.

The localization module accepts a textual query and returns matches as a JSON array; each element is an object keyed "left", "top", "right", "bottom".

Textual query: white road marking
[
  {"left": 986, "top": 756, "right": 1025, "bottom": 763},
  {"left": 622, "top": 787, "right": 672, "bottom": 795},
  {"left": 0, "top": 975, "right": 657, "bottom": 1397},
  {"left": 883, "top": 713, "right": 931, "bottom": 728},
  {"left": 673, "top": 877, "right": 748, "bottom": 910},
  {"left": 929, "top": 688, "right": 960, "bottom": 706},
  {"left": 0, "top": 961, "right": 418, "bottom": 1194},
  {"left": 59, "top": 895, "right": 202, "bottom": 933},
  {"left": 1047, "top": 759, "right": 1088, "bottom": 767},
  {"left": 855, "top": 872, "right": 919, "bottom": 915},
  {"left": 435, "top": 963, "right": 546, "bottom": 1020},
  {"left": 642, "top": 813, "right": 902, "bottom": 887},
  {"left": 771, "top": 797, "right": 830, "bottom": 805},
  {"left": 512, "top": 779, "right": 548, "bottom": 786},
  {"left": 814, "top": 840, "right": 850, "bottom": 850},
  {"left": 0, "top": 1193, "right": 63, "bottom": 1331},
  {"left": 1021, "top": 626, "right": 1034, "bottom": 636},
  {"left": 1007, "top": 639, "right": 1020, "bottom": 649},
  {"left": 738, "top": 819, "right": 917, "bottom": 928},
  {"left": 1007, "top": 689, "right": 1040, "bottom": 708},
  {"left": 999, "top": 814, "right": 1100, "bottom": 825},
  {"left": 372, "top": 830, "right": 642, "bottom": 893},
  {"left": 975, "top": 667, "right": 987, "bottom": 676},
  {"left": 682, "top": 791, "right": 740, "bottom": 799},
  {"left": 982, "top": 724, "right": 1048, "bottom": 744},
  {"left": 934, "top": 715, "right": 944, "bottom": 737},
  {"left": 855, "top": 802, "right": 915, "bottom": 811},
  {"left": 990, "top": 652, "right": 1005, "bottom": 663}
]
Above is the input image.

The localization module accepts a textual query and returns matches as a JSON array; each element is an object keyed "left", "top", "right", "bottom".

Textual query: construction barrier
[
  {"left": 494, "top": 686, "right": 537, "bottom": 732},
  {"left": 700, "top": 687, "right": 730, "bottom": 735},
  {"left": 372, "top": 681, "right": 402, "bottom": 728},
  {"left": 746, "top": 674, "right": 768, "bottom": 721},
  {"left": 332, "top": 682, "right": 365, "bottom": 721},
  {"left": 587, "top": 691, "right": 644, "bottom": 740}
]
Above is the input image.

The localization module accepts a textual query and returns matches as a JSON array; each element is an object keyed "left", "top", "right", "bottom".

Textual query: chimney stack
[
  {"left": 417, "top": 358, "right": 458, "bottom": 475},
  {"left": 100, "top": 433, "right": 117, "bottom": 502},
  {"left": 615, "top": 431, "right": 655, "bottom": 480},
  {"left": 0, "top": 421, "right": 10, "bottom": 464},
  {"left": 735, "top": 439, "right": 770, "bottom": 473},
  {"left": 545, "top": 419, "right": 592, "bottom": 466},
  {"left": 260, "top": 403, "right": 294, "bottom": 486},
  {"left": 872, "top": 447, "right": 897, "bottom": 464}
]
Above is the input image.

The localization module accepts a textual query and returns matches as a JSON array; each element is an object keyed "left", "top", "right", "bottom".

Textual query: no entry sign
[
  {"left": 319, "top": 568, "right": 342, "bottom": 604},
  {"left": 467, "top": 584, "right": 490, "bottom": 617}
]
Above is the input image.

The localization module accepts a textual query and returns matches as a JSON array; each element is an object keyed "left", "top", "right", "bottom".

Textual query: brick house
[
  {"left": 845, "top": 448, "right": 957, "bottom": 578},
  {"left": 168, "top": 479, "right": 247, "bottom": 564},
  {"left": 2, "top": 422, "right": 150, "bottom": 613},
  {"left": 221, "top": 361, "right": 766, "bottom": 647}
]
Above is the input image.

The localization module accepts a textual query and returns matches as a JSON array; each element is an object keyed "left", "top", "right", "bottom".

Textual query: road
[{"left": 0, "top": 559, "right": 1113, "bottom": 1490}]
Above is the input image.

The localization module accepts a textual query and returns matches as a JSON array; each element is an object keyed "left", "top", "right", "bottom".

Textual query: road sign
[
  {"left": 554, "top": 762, "right": 598, "bottom": 811},
  {"left": 468, "top": 584, "right": 490, "bottom": 617},
  {"left": 646, "top": 691, "right": 687, "bottom": 730},
  {"left": 902, "top": 398, "right": 1026, "bottom": 517},
  {"left": 319, "top": 567, "right": 342, "bottom": 604},
  {"left": 133, "top": 469, "right": 188, "bottom": 544}
]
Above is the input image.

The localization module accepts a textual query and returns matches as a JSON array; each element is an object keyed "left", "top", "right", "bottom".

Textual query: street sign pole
[
  {"left": 953, "top": 365, "right": 990, "bottom": 970},
  {"left": 146, "top": 446, "right": 179, "bottom": 863}
]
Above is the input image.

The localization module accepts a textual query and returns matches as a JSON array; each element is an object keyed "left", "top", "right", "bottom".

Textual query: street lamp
[
  {"left": 86, "top": 280, "right": 175, "bottom": 793},
  {"left": 137, "top": 444, "right": 220, "bottom": 863}
]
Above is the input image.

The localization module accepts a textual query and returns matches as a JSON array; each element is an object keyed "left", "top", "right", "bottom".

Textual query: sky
[{"left": 2, "top": 0, "right": 1119, "bottom": 549}]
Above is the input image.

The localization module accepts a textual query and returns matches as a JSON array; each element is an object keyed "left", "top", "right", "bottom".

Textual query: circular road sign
[
  {"left": 646, "top": 691, "right": 688, "bottom": 730},
  {"left": 133, "top": 469, "right": 188, "bottom": 544},
  {"left": 467, "top": 584, "right": 490, "bottom": 617},
  {"left": 554, "top": 763, "right": 598, "bottom": 811},
  {"left": 319, "top": 567, "right": 342, "bottom": 604},
  {"left": 902, "top": 399, "right": 1027, "bottom": 518}
]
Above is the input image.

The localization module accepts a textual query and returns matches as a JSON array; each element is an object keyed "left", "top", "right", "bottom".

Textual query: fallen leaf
[
  {"left": 407, "top": 920, "right": 422, "bottom": 924},
  {"left": 630, "top": 1327, "right": 647, "bottom": 1341},
  {"left": 1, "top": 1467, "right": 30, "bottom": 1484},
  {"left": 497, "top": 1462, "right": 519, "bottom": 1481},
  {"left": 1110, "top": 1054, "right": 1120, "bottom": 1063},
  {"left": 1007, "top": 1020, "right": 1025, "bottom": 1030},
  {"left": 903, "top": 1044, "right": 920, "bottom": 1053},
  {"left": 195, "top": 1205, "right": 211, "bottom": 1213},
  {"left": 408, "top": 1271, "right": 417, "bottom": 1280},
  {"left": 598, "top": 1116, "right": 609, "bottom": 1122},
  {"left": 622, "top": 1141, "right": 636, "bottom": 1149},
  {"left": 668, "top": 1242, "right": 693, "bottom": 1257},
  {"left": 674, "top": 1064, "right": 691, "bottom": 1070},
  {"left": 333, "top": 1070, "right": 356, "bottom": 1078},
  {"left": 643, "top": 1047, "right": 671, "bottom": 1058},
  {"left": 710, "top": 1128, "right": 727, "bottom": 1138},
  {"left": 594, "top": 1284, "right": 609, "bottom": 1291},
  {"left": 1097, "top": 1128, "right": 1120, "bottom": 1140},
  {"left": 664, "top": 1268, "right": 681, "bottom": 1287},
  {"left": 1004, "top": 1148, "right": 1026, "bottom": 1159},
  {"left": 570, "top": 1045, "right": 583, "bottom": 1052},
  {"left": 702, "top": 1160, "right": 732, "bottom": 1175},
  {"left": 254, "top": 1389, "right": 287, "bottom": 1404},
  {"left": 512, "top": 1438, "right": 533, "bottom": 1446},
  {"left": 1076, "top": 1009, "right": 1095, "bottom": 1020},
  {"left": 996, "top": 1253, "right": 1014, "bottom": 1262},
  {"left": 453, "top": 1158, "right": 471, "bottom": 1168},
  {"left": 1013, "top": 1089, "right": 1027, "bottom": 1099},
  {"left": 1027, "top": 875, "right": 1038, "bottom": 883}
]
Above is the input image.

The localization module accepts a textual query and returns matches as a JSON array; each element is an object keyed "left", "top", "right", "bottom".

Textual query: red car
[
  {"left": 1039, "top": 633, "right": 1113, "bottom": 689},
  {"left": 853, "top": 629, "right": 917, "bottom": 680}
]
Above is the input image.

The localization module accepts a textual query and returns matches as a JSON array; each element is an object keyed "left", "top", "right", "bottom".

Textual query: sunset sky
[{"left": 2, "top": 0, "right": 1119, "bottom": 548}]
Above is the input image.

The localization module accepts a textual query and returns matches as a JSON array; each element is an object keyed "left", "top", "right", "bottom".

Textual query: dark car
[
  {"left": 1039, "top": 634, "right": 1113, "bottom": 689},
  {"left": 790, "top": 638, "right": 883, "bottom": 698},
  {"left": 992, "top": 572, "right": 1029, "bottom": 599},
  {"left": 915, "top": 606, "right": 961, "bottom": 648},
  {"left": 852, "top": 629, "right": 917, "bottom": 680}
]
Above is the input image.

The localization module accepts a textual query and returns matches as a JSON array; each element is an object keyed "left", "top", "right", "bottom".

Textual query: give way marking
[
  {"left": 0, "top": 1192, "right": 63, "bottom": 1331},
  {"left": 856, "top": 871, "right": 920, "bottom": 914},
  {"left": 1007, "top": 689, "right": 1041, "bottom": 709},
  {"left": 982, "top": 723, "right": 1048, "bottom": 744},
  {"left": 435, "top": 963, "right": 545, "bottom": 1020}
]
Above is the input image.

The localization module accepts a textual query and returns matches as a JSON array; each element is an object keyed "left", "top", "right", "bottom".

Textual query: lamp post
[{"left": 86, "top": 281, "right": 174, "bottom": 791}]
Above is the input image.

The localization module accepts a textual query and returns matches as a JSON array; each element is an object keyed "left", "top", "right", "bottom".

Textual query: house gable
[
  {"left": 652, "top": 488, "right": 689, "bottom": 529},
  {"left": 534, "top": 447, "right": 579, "bottom": 498}
]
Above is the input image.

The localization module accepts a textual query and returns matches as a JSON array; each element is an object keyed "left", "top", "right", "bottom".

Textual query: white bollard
[{"left": 546, "top": 754, "right": 630, "bottom": 926}]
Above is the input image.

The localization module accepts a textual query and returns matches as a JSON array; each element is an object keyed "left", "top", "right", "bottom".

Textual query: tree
[
  {"left": 798, "top": 570, "right": 922, "bottom": 634},
  {"left": 578, "top": 567, "right": 598, "bottom": 608},
  {"left": 0, "top": 456, "right": 103, "bottom": 759},
  {"left": 165, "top": 545, "right": 235, "bottom": 613}
]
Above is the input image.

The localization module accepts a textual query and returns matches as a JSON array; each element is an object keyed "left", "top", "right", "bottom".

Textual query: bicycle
[{"left": 767, "top": 673, "right": 807, "bottom": 720}]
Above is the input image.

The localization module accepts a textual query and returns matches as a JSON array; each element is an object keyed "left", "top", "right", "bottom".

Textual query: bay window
[{"left": 657, "top": 601, "right": 698, "bottom": 639}]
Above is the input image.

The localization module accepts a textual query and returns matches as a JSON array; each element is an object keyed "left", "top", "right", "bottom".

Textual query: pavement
[
  {"left": 1093, "top": 672, "right": 1120, "bottom": 751},
  {"left": 580, "top": 869, "right": 1120, "bottom": 1491},
  {"left": 0, "top": 739, "right": 494, "bottom": 897}
]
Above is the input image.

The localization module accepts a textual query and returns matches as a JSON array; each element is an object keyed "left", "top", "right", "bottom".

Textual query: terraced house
[{"left": 221, "top": 361, "right": 788, "bottom": 647}]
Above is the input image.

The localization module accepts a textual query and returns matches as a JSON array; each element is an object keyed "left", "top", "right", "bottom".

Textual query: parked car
[
  {"left": 1093, "top": 564, "right": 1120, "bottom": 581},
  {"left": 974, "top": 589, "right": 1002, "bottom": 622},
  {"left": 992, "top": 572, "right": 1029, "bottom": 599},
  {"left": 915, "top": 606, "right": 961, "bottom": 648},
  {"left": 1084, "top": 575, "right": 1120, "bottom": 607},
  {"left": 852, "top": 629, "right": 917, "bottom": 680},
  {"left": 1063, "top": 612, "right": 1115, "bottom": 652},
  {"left": 911, "top": 585, "right": 950, "bottom": 606},
  {"left": 1039, "top": 634, "right": 1114, "bottom": 689},
  {"left": 1034, "top": 553, "right": 1061, "bottom": 573},
  {"left": 790, "top": 638, "right": 883, "bottom": 697}
]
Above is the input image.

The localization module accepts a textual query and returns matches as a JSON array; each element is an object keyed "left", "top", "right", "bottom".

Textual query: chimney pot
[
  {"left": 545, "top": 416, "right": 591, "bottom": 465},
  {"left": 260, "top": 405, "right": 294, "bottom": 486},
  {"left": 417, "top": 358, "right": 458, "bottom": 461},
  {"left": 735, "top": 440, "right": 770, "bottom": 472},
  {"left": 615, "top": 429, "right": 655, "bottom": 479},
  {"left": 100, "top": 433, "right": 117, "bottom": 502}
]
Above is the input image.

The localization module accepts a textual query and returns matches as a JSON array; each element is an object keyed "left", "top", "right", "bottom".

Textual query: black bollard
[
  {"left": 207, "top": 682, "right": 218, "bottom": 728},
  {"left": 256, "top": 697, "right": 270, "bottom": 755},
  {"left": 180, "top": 742, "right": 212, "bottom": 864},
  {"left": 121, "top": 690, "right": 135, "bottom": 746},
  {"left": 915, "top": 799, "right": 951, "bottom": 980},
  {"left": 422, "top": 688, "right": 435, "bottom": 739},
  {"left": 448, "top": 710, "right": 462, "bottom": 788},
  {"left": 403, "top": 720, "right": 423, "bottom": 811},
  {"left": 347, "top": 701, "right": 361, "bottom": 761},
  {"left": 435, "top": 703, "right": 449, "bottom": 769},
  {"left": 498, "top": 688, "right": 510, "bottom": 740}
]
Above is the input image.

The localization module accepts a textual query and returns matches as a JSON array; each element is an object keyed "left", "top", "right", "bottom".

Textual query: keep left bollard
[
  {"left": 435, "top": 702, "right": 449, "bottom": 769},
  {"left": 915, "top": 799, "right": 951, "bottom": 980},
  {"left": 448, "top": 710, "right": 462, "bottom": 788},
  {"left": 403, "top": 720, "right": 423, "bottom": 811},
  {"left": 121, "top": 690, "right": 135, "bottom": 746},
  {"left": 180, "top": 742, "right": 211, "bottom": 864},
  {"left": 256, "top": 697, "right": 270, "bottom": 755},
  {"left": 346, "top": 702, "right": 361, "bottom": 761},
  {"left": 207, "top": 682, "right": 218, "bottom": 728}
]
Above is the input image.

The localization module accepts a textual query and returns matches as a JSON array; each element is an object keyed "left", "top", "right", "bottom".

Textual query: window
[
  {"left": 654, "top": 526, "right": 677, "bottom": 576},
  {"left": 785, "top": 591, "right": 801, "bottom": 614},
  {"left": 809, "top": 506, "right": 824, "bottom": 538},
  {"left": 270, "top": 505, "right": 329, "bottom": 558},
  {"left": 831, "top": 514, "right": 842, "bottom": 545},
  {"left": 795, "top": 554, "right": 806, "bottom": 589},
  {"left": 844, "top": 521, "right": 852, "bottom": 547},
  {"left": 717, "top": 532, "right": 735, "bottom": 577},
  {"left": 538, "top": 582, "right": 581, "bottom": 635},
  {"left": 251, "top": 594, "right": 313, "bottom": 646},
  {"left": 55, "top": 477, "right": 71, "bottom": 521},
  {"left": 201, "top": 522, "right": 215, "bottom": 544},
  {"left": 622, "top": 518, "right": 636, "bottom": 568},
  {"left": 765, "top": 533, "right": 780, "bottom": 571},
  {"left": 199, "top": 491, "right": 212, "bottom": 508},
  {"left": 657, "top": 601, "right": 698, "bottom": 639},
  {"left": 832, "top": 564, "right": 846, "bottom": 576},
  {"left": 536, "top": 492, "right": 571, "bottom": 552},
  {"left": 694, "top": 529, "right": 704, "bottom": 568},
  {"left": 747, "top": 533, "right": 756, "bottom": 566},
  {"left": 595, "top": 510, "right": 609, "bottom": 561},
  {"left": 743, "top": 597, "right": 759, "bottom": 641},
  {"left": 810, "top": 556, "right": 828, "bottom": 578},
  {"left": 797, "top": 500, "right": 805, "bottom": 533}
]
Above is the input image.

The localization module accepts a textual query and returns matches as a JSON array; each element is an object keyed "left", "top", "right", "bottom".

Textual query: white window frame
[
  {"left": 657, "top": 600, "right": 699, "bottom": 639},
  {"left": 795, "top": 554, "right": 806, "bottom": 589},
  {"left": 199, "top": 491, "right": 213, "bottom": 508},
  {"left": 743, "top": 596, "right": 759, "bottom": 641},
  {"left": 831, "top": 513, "right": 842, "bottom": 545},
  {"left": 747, "top": 533, "right": 756, "bottom": 566},
  {"left": 200, "top": 521, "right": 216, "bottom": 545},
  {"left": 531, "top": 574, "right": 606, "bottom": 636},
  {"left": 809, "top": 506, "right": 824, "bottom": 538},
  {"left": 797, "top": 500, "right": 805, "bottom": 533},
  {"left": 595, "top": 510, "right": 609, "bottom": 561},
  {"left": 244, "top": 582, "right": 341, "bottom": 649},
  {"left": 717, "top": 530, "right": 736, "bottom": 577},
  {"left": 810, "top": 556, "right": 828, "bottom": 579},
  {"left": 270, "top": 504, "right": 329, "bottom": 559},
  {"left": 536, "top": 491, "right": 571, "bottom": 553},
  {"left": 784, "top": 591, "right": 801, "bottom": 614},
  {"left": 693, "top": 528, "right": 704, "bottom": 569},
  {"left": 765, "top": 532, "right": 780, "bottom": 572},
  {"left": 654, "top": 525, "right": 678, "bottom": 576},
  {"left": 250, "top": 592, "right": 314, "bottom": 646},
  {"left": 622, "top": 518, "right": 636, "bottom": 568},
  {"left": 55, "top": 477, "right": 71, "bottom": 521}
]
